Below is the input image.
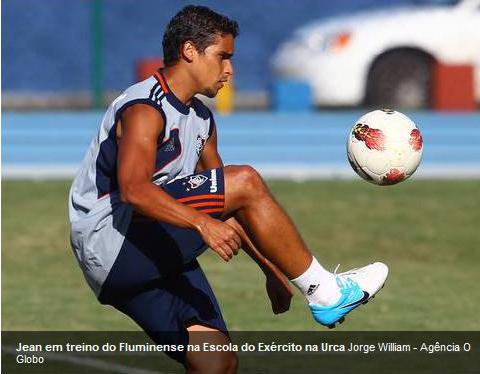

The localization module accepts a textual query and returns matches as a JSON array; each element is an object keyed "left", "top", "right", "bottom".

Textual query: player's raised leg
[{"left": 222, "top": 165, "right": 388, "bottom": 327}]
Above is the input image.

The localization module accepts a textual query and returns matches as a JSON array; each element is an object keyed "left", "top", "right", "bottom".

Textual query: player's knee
[
  {"left": 186, "top": 351, "right": 238, "bottom": 374},
  {"left": 226, "top": 165, "right": 267, "bottom": 199},
  {"left": 215, "top": 352, "right": 238, "bottom": 374}
]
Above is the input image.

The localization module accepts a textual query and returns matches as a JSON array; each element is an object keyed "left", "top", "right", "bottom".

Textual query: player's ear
[{"left": 181, "top": 40, "right": 197, "bottom": 63}]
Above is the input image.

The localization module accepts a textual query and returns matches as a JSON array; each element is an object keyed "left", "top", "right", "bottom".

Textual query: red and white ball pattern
[{"left": 347, "top": 109, "right": 423, "bottom": 185}]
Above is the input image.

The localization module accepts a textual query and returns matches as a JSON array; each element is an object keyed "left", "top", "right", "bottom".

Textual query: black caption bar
[{"left": 2, "top": 331, "right": 479, "bottom": 374}]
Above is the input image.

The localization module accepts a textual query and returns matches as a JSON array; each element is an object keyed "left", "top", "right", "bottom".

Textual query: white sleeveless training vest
[{"left": 68, "top": 71, "right": 215, "bottom": 295}]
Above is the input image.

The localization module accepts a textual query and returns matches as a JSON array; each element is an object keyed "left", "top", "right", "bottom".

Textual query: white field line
[{"left": 3, "top": 345, "right": 171, "bottom": 374}]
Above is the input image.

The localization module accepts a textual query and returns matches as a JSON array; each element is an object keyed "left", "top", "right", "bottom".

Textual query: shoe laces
[
  {"left": 333, "top": 264, "right": 357, "bottom": 290},
  {"left": 334, "top": 264, "right": 360, "bottom": 277},
  {"left": 333, "top": 264, "right": 341, "bottom": 275}
]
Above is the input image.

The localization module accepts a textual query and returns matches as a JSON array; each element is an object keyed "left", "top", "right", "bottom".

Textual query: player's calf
[
  {"left": 186, "top": 325, "right": 238, "bottom": 374},
  {"left": 186, "top": 351, "right": 238, "bottom": 374},
  {"left": 221, "top": 165, "right": 389, "bottom": 329}
]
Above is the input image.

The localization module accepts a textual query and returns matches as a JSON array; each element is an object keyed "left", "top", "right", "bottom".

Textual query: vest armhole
[
  {"left": 207, "top": 109, "right": 216, "bottom": 137},
  {"left": 114, "top": 99, "right": 166, "bottom": 125}
]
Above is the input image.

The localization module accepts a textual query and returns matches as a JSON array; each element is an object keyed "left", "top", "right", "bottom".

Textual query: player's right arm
[{"left": 116, "top": 104, "right": 241, "bottom": 261}]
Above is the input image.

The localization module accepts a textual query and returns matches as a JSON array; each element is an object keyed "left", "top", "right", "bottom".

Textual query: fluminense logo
[{"left": 187, "top": 175, "right": 208, "bottom": 190}]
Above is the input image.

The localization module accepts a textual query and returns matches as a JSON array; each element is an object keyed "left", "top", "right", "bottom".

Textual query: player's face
[{"left": 195, "top": 34, "right": 234, "bottom": 98}]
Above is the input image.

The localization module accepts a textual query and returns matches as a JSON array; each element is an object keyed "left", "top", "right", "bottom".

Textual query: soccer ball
[{"left": 347, "top": 109, "right": 423, "bottom": 185}]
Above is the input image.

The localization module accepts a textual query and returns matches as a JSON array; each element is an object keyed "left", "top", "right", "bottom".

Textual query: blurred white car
[{"left": 272, "top": 0, "right": 480, "bottom": 108}]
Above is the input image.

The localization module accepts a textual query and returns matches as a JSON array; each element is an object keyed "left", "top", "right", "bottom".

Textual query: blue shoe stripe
[{"left": 309, "top": 278, "right": 368, "bottom": 326}]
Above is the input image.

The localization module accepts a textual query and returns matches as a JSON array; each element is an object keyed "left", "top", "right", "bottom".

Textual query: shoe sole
[{"left": 326, "top": 282, "right": 386, "bottom": 329}]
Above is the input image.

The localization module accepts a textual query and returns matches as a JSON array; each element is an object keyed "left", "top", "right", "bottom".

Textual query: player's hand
[
  {"left": 196, "top": 217, "right": 241, "bottom": 261},
  {"left": 264, "top": 265, "right": 293, "bottom": 315}
]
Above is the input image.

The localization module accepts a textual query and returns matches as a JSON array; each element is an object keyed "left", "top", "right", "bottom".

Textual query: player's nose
[{"left": 223, "top": 59, "right": 233, "bottom": 76}]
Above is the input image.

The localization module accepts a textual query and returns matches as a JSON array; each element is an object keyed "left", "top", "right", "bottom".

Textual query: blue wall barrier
[
  {"left": 3, "top": 0, "right": 415, "bottom": 93},
  {"left": 2, "top": 111, "right": 479, "bottom": 179}
]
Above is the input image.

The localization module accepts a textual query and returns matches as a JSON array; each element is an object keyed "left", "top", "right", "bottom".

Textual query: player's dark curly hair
[{"left": 162, "top": 5, "right": 239, "bottom": 66}]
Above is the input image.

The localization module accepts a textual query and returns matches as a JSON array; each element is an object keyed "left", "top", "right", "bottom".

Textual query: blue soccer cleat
[{"left": 309, "top": 262, "right": 388, "bottom": 328}]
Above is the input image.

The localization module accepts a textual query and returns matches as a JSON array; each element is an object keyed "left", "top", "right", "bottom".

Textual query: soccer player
[{"left": 69, "top": 5, "right": 388, "bottom": 373}]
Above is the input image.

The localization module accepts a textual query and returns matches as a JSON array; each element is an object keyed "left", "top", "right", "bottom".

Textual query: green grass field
[{"left": 2, "top": 179, "right": 480, "bottom": 331}]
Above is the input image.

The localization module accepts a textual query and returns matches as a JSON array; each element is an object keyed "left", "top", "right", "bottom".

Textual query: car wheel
[{"left": 366, "top": 51, "right": 433, "bottom": 109}]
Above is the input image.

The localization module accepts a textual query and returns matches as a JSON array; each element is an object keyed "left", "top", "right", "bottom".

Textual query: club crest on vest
[{"left": 187, "top": 175, "right": 208, "bottom": 190}]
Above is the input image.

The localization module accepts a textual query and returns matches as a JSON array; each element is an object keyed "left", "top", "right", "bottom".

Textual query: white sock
[{"left": 290, "top": 257, "right": 341, "bottom": 306}]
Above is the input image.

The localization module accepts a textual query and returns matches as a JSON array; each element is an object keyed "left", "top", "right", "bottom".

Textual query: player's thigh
[
  {"left": 99, "top": 168, "right": 229, "bottom": 303},
  {"left": 108, "top": 261, "right": 228, "bottom": 365},
  {"left": 97, "top": 220, "right": 192, "bottom": 303},
  {"left": 163, "top": 168, "right": 226, "bottom": 218},
  {"left": 222, "top": 165, "right": 270, "bottom": 213},
  {"left": 186, "top": 324, "right": 238, "bottom": 374}
]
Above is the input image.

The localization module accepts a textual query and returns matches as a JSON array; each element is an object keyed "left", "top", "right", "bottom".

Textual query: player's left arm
[{"left": 197, "top": 118, "right": 293, "bottom": 314}]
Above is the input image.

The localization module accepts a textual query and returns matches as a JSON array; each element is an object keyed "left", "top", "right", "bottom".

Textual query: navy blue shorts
[{"left": 98, "top": 168, "right": 228, "bottom": 364}]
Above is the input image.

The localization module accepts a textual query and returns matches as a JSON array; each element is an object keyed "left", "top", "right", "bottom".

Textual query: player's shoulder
[
  {"left": 112, "top": 77, "right": 166, "bottom": 120},
  {"left": 122, "top": 76, "right": 159, "bottom": 101},
  {"left": 191, "top": 96, "right": 213, "bottom": 121}
]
